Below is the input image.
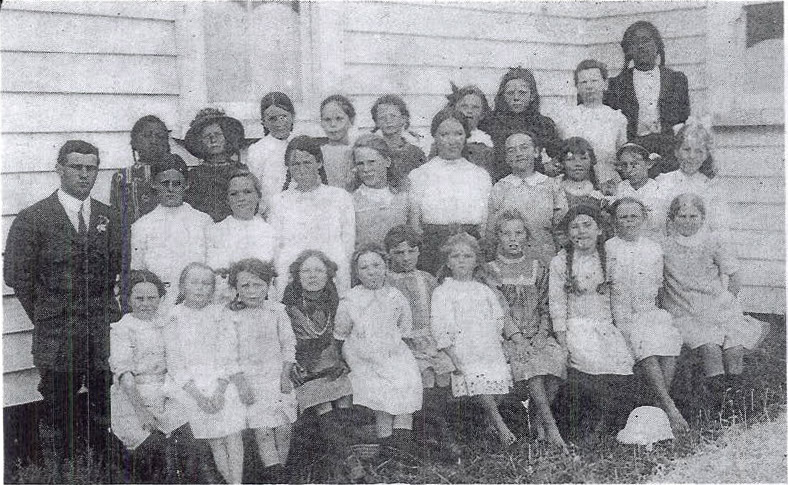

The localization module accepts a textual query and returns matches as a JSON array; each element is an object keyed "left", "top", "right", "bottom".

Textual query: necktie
[{"left": 78, "top": 202, "right": 87, "bottom": 235}]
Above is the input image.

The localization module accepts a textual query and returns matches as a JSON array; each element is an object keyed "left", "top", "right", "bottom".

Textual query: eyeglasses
[{"left": 156, "top": 180, "right": 184, "bottom": 189}]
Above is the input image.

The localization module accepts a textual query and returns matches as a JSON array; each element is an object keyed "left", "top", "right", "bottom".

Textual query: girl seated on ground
[{"left": 431, "top": 233, "right": 516, "bottom": 448}]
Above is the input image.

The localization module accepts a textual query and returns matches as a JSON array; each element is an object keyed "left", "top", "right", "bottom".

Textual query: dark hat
[
  {"left": 181, "top": 108, "right": 255, "bottom": 159},
  {"left": 151, "top": 153, "right": 188, "bottom": 179}
]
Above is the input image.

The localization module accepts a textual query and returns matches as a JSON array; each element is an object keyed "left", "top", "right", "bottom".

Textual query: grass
[{"left": 7, "top": 315, "right": 786, "bottom": 484}]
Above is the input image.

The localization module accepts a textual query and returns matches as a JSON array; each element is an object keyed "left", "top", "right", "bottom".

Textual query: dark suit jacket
[
  {"left": 4, "top": 191, "right": 122, "bottom": 370},
  {"left": 604, "top": 66, "right": 690, "bottom": 140}
]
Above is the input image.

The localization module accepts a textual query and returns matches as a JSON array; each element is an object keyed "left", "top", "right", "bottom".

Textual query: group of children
[{"left": 107, "top": 20, "right": 769, "bottom": 484}]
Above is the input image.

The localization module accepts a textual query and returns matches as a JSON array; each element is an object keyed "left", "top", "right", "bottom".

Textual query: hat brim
[{"left": 183, "top": 115, "right": 254, "bottom": 159}]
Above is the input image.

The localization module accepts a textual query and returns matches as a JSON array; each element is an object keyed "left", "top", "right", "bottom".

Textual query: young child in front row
[
  {"left": 110, "top": 270, "right": 191, "bottom": 482},
  {"left": 334, "top": 244, "right": 424, "bottom": 452},
  {"left": 661, "top": 194, "right": 769, "bottom": 407},
  {"left": 486, "top": 211, "right": 568, "bottom": 452},
  {"left": 431, "top": 233, "right": 516, "bottom": 447},
  {"left": 226, "top": 259, "right": 298, "bottom": 483},
  {"left": 384, "top": 225, "right": 460, "bottom": 461},
  {"left": 606, "top": 198, "right": 687, "bottom": 432},
  {"left": 164, "top": 263, "right": 246, "bottom": 484}
]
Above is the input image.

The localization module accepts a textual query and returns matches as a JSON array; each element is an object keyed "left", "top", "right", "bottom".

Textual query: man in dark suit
[{"left": 4, "top": 140, "right": 123, "bottom": 459}]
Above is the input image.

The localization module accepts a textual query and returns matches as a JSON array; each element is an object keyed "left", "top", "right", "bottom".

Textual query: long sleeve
[
  {"left": 393, "top": 290, "right": 415, "bottom": 338},
  {"left": 548, "top": 254, "right": 568, "bottom": 332},
  {"left": 109, "top": 321, "right": 135, "bottom": 376},
  {"left": 662, "top": 70, "right": 690, "bottom": 128},
  {"left": 276, "top": 305, "right": 297, "bottom": 363},
  {"left": 130, "top": 219, "right": 146, "bottom": 271},
  {"left": 339, "top": 194, "right": 356, "bottom": 263},
  {"left": 3, "top": 212, "right": 38, "bottom": 320},
  {"left": 164, "top": 320, "right": 193, "bottom": 386},
  {"left": 552, "top": 179, "right": 569, "bottom": 227},
  {"left": 430, "top": 286, "right": 457, "bottom": 350},
  {"left": 109, "top": 171, "right": 123, "bottom": 218}
]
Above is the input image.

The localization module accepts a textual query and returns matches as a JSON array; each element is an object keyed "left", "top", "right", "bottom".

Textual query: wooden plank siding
[{"left": 1, "top": 2, "right": 181, "bottom": 407}]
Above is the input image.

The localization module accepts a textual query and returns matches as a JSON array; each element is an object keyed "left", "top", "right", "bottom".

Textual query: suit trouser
[{"left": 37, "top": 367, "right": 112, "bottom": 459}]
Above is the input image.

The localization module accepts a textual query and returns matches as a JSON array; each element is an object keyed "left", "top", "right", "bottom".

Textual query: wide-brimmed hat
[
  {"left": 616, "top": 406, "right": 674, "bottom": 451},
  {"left": 180, "top": 108, "right": 257, "bottom": 159}
]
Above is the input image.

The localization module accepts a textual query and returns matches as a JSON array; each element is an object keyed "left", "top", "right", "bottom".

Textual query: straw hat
[
  {"left": 180, "top": 108, "right": 257, "bottom": 159},
  {"left": 616, "top": 406, "right": 675, "bottom": 451}
]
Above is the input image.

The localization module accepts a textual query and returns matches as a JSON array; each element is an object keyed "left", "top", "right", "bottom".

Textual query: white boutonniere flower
[{"left": 96, "top": 215, "right": 109, "bottom": 233}]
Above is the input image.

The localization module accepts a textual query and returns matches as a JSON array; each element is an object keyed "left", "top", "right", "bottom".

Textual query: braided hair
[
  {"left": 282, "top": 135, "right": 329, "bottom": 190},
  {"left": 560, "top": 204, "right": 610, "bottom": 295}
]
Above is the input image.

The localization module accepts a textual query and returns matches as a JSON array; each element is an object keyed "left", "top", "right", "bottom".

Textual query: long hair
[
  {"left": 435, "top": 232, "right": 494, "bottom": 284},
  {"left": 130, "top": 115, "right": 170, "bottom": 163},
  {"left": 492, "top": 67, "right": 541, "bottom": 115},
  {"left": 175, "top": 262, "right": 216, "bottom": 305},
  {"left": 350, "top": 243, "right": 388, "bottom": 287},
  {"left": 282, "top": 135, "right": 329, "bottom": 190},
  {"left": 227, "top": 258, "right": 277, "bottom": 310},
  {"left": 445, "top": 82, "right": 491, "bottom": 125},
  {"left": 674, "top": 121, "right": 716, "bottom": 178},
  {"left": 260, "top": 91, "right": 295, "bottom": 136},
  {"left": 559, "top": 137, "right": 599, "bottom": 188},
  {"left": 559, "top": 204, "right": 610, "bottom": 295},
  {"left": 281, "top": 250, "right": 340, "bottom": 318},
  {"left": 620, "top": 21, "right": 666, "bottom": 70}
]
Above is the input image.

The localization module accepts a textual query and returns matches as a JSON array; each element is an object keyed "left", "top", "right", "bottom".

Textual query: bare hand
[
  {"left": 137, "top": 408, "right": 160, "bottom": 432},
  {"left": 280, "top": 372, "right": 294, "bottom": 394},
  {"left": 290, "top": 365, "right": 306, "bottom": 387}
]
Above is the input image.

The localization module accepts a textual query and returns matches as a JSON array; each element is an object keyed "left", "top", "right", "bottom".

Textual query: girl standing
[
  {"left": 479, "top": 67, "right": 561, "bottom": 181},
  {"left": 226, "top": 259, "right": 297, "bottom": 482},
  {"left": 164, "top": 263, "right": 245, "bottom": 484},
  {"left": 319, "top": 94, "right": 357, "bottom": 191},
  {"left": 247, "top": 92, "right": 297, "bottom": 208},
  {"left": 548, "top": 205, "right": 636, "bottom": 426},
  {"left": 110, "top": 270, "right": 189, "bottom": 481},
  {"left": 662, "top": 194, "right": 768, "bottom": 405},
  {"left": 604, "top": 21, "right": 690, "bottom": 169},
  {"left": 486, "top": 131, "right": 567, "bottom": 266},
  {"left": 606, "top": 197, "right": 687, "bottom": 431},
  {"left": 438, "top": 83, "right": 495, "bottom": 174},
  {"left": 183, "top": 108, "right": 250, "bottom": 222},
  {"left": 409, "top": 109, "right": 491, "bottom": 274},
  {"left": 370, "top": 94, "right": 427, "bottom": 188},
  {"left": 111, "top": 115, "right": 171, "bottom": 226},
  {"left": 270, "top": 136, "right": 355, "bottom": 295},
  {"left": 486, "top": 211, "right": 568, "bottom": 452},
  {"left": 207, "top": 169, "right": 278, "bottom": 302},
  {"left": 431, "top": 233, "right": 515, "bottom": 447},
  {"left": 334, "top": 245, "right": 423, "bottom": 451},
  {"left": 352, "top": 134, "right": 409, "bottom": 248}
]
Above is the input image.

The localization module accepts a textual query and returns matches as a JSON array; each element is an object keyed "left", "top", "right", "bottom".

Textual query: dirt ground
[{"left": 655, "top": 411, "right": 787, "bottom": 483}]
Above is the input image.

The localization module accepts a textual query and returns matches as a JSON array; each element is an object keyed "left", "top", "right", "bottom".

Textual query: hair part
[
  {"left": 321, "top": 94, "right": 356, "bottom": 123},
  {"left": 621, "top": 20, "right": 666, "bottom": 70},
  {"left": 610, "top": 196, "right": 648, "bottom": 219},
  {"left": 288, "top": 249, "right": 339, "bottom": 288},
  {"left": 260, "top": 91, "right": 295, "bottom": 135},
  {"left": 283, "top": 135, "right": 329, "bottom": 189},
  {"left": 667, "top": 193, "right": 706, "bottom": 220},
  {"left": 228, "top": 258, "right": 277, "bottom": 289},
  {"left": 560, "top": 204, "right": 610, "bottom": 295},
  {"left": 494, "top": 67, "right": 541, "bottom": 115},
  {"left": 57, "top": 140, "right": 100, "bottom": 166}
]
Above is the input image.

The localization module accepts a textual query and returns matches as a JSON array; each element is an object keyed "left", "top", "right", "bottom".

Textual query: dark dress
[{"left": 184, "top": 161, "right": 248, "bottom": 222}]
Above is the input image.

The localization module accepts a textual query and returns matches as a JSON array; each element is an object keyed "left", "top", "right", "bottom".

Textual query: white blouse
[
  {"left": 131, "top": 203, "right": 213, "bottom": 285},
  {"left": 269, "top": 184, "right": 355, "bottom": 294},
  {"left": 207, "top": 215, "right": 278, "bottom": 270},
  {"left": 408, "top": 156, "right": 491, "bottom": 225},
  {"left": 633, "top": 67, "right": 662, "bottom": 135},
  {"left": 247, "top": 135, "right": 291, "bottom": 207}
]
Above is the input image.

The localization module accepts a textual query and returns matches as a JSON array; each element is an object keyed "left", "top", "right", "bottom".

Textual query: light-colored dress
[
  {"left": 247, "top": 134, "right": 291, "bottom": 210},
  {"left": 613, "top": 179, "right": 669, "bottom": 242},
  {"left": 488, "top": 173, "right": 567, "bottom": 265},
  {"left": 207, "top": 215, "right": 279, "bottom": 302},
  {"left": 655, "top": 170, "right": 730, "bottom": 237},
  {"left": 431, "top": 278, "right": 513, "bottom": 396},
  {"left": 487, "top": 256, "right": 567, "bottom": 381},
  {"left": 606, "top": 236, "right": 682, "bottom": 361},
  {"left": 387, "top": 270, "right": 455, "bottom": 388},
  {"left": 131, "top": 203, "right": 213, "bottom": 287},
  {"left": 352, "top": 185, "right": 409, "bottom": 248},
  {"left": 270, "top": 185, "right": 355, "bottom": 296},
  {"left": 334, "top": 285, "right": 423, "bottom": 415},
  {"left": 321, "top": 143, "right": 355, "bottom": 191},
  {"left": 164, "top": 304, "right": 245, "bottom": 439},
  {"left": 555, "top": 103, "right": 628, "bottom": 185},
  {"left": 549, "top": 250, "right": 634, "bottom": 375},
  {"left": 227, "top": 301, "right": 298, "bottom": 429},
  {"left": 110, "top": 314, "right": 188, "bottom": 450},
  {"left": 662, "top": 230, "right": 768, "bottom": 350}
]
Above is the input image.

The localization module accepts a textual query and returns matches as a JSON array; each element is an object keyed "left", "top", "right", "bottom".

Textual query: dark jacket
[
  {"left": 3, "top": 192, "right": 123, "bottom": 370},
  {"left": 184, "top": 161, "right": 248, "bottom": 222},
  {"left": 604, "top": 66, "right": 690, "bottom": 140}
]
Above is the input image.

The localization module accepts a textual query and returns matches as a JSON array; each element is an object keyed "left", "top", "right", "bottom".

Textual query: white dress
[
  {"left": 207, "top": 215, "right": 279, "bottom": 302},
  {"left": 131, "top": 203, "right": 212, "bottom": 287},
  {"left": 606, "top": 236, "right": 682, "bottom": 361},
  {"left": 352, "top": 185, "right": 409, "bottom": 248},
  {"left": 269, "top": 185, "right": 355, "bottom": 296},
  {"left": 247, "top": 134, "right": 291, "bottom": 210},
  {"left": 549, "top": 250, "right": 634, "bottom": 375},
  {"left": 334, "top": 285, "right": 422, "bottom": 415},
  {"left": 163, "top": 304, "right": 245, "bottom": 439},
  {"left": 431, "top": 278, "right": 513, "bottom": 396},
  {"left": 109, "top": 314, "right": 188, "bottom": 449},
  {"left": 227, "top": 302, "right": 298, "bottom": 429}
]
